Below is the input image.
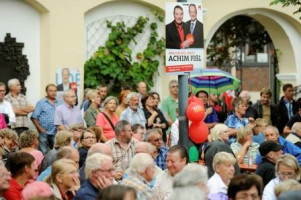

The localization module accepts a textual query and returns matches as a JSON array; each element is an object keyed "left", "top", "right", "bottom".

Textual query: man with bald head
[
  {"left": 79, "top": 143, "right": 112, "bottom": 184},
  {"left": 38, "top": 146, "right": 79, "bottom": 181},
  {"left": 54, "top": 89, "right": 84, "bottom": 130},
  {"left": 255, "top": 125, "right": 301, "bottom": 165},
  {"left": 88, "top": 143, "right": 112, "bottom": 157}
]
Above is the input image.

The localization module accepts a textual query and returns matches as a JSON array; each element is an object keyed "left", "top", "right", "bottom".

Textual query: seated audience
[
  {"left": 255, "top": 141, "right": 283, "bottom": 187},
  {"left": 252, "top": 118, "right": 268, "bottom": 144},
  {"left": 45, "top": 159, "right": 79, "bottom": 200},
  {"left": 0, "top": 160, "right": 11, "bottom": 198},
  {"left": 88, "top": 126, "right": 107, "bottom": 143},
  {"left": 207, "top": 152, "right": 236, "bottom": 197},
  {"left": 285, "top": 122, "right": 301, "bottom": 148},
  {"left": 96, "top": 185, "right": 136, "bottom": 200},
  {"left": 38, "top": 146, "right": 79, "bottom": 181},
  {"left": 230, "top": 126, "right": 259, "bottom": 165},
  {"left": 239, "top": 90, "right": 258, "bottom": 120},
  {"left": 255, "top": 125, "right": 301, "bottom": 165},
  {"left": 74, "top": 153, "right": 115, "bottom": 200},
  {"left": 79, "top": 143, "right": 112, "bottom": 184},
  {"left": 263, "top": 154, "right": 300, "bottom": 200},
  {"left": 204, "top": 124, "right": 239, "bottom": 178},
  {"left": 144, "top": 129, "right": 168, "bottom": 170},
  {"left": 227, "top": 174, "right": 263, "bottom": 200},
  {"left": 170, "top": 163, "right": 208, "bottom": 199},
  {"left": 22, "top": 181, "right": 55, "bottom": 200},
  {"left": 69, "top": 123, "right": 84, "bottom": 148},
  {"left": 40, "top": 130, "right": 72, "bottom": 173},
  {"left": 78, "top": 129, "right": 97, "bottom": 168},
  {"left": 274, "top": 179, "right": 301, "bottom": 198},
  {"left": 4, "top": 152, "right": 35, "bottom": 199},
  {"left": 153, "top": 145, "right": 188, "bottom": 200},
  {"left": 225, "top": 97, "right": 251, "bottom": 143},
  {"left": 105, "top": 120, "right": 139, "bottom": 181},
  {"left": 123, "top": 142, "right": 162, "bottom": 188},
  {"left": 131, "top": 124, "right": 145, "bottom": 141},
  {"left": 96, "top": 96, "right": 119, "bottom": 140},
  {"left": 278, "top": 190, "right": 301, "bottom": 200},
  {"left": 120, "top": 153, "right": 156, "bottom": 200},
  {"left": 0, "top": 128, "right": 18, "bottom": 163},
  {"left": 19, "top": 130, "right": 44, "bottom": 180}
]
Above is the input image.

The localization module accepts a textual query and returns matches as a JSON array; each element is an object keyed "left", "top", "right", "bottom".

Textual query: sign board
[{"left": 165, "top": 2, "right": 204, "bottom": 75}]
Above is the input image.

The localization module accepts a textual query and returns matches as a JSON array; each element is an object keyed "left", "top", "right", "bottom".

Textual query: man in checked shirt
[{"left": 4, "top": 79, "right": 34, "bottom": 135}]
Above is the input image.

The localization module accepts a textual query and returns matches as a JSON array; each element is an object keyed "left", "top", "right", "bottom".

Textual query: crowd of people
[{"left": 0, "top": 77, "right": 301, "bottom": 200}]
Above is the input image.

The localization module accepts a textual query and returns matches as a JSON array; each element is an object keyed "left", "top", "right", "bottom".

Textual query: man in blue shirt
[
  {"left": 31, "top": 84, "right": 58, "bottom": 154},
  {"left": 255, "top": 125, "right": 301, "bottom": 165},
  {"left": 196, "top": 90, "right": 218, "bottom": 129},
  {"left": 144, "top": 129, "right": 168, "bottom": 170},
  {"left": 74, "top": 153, "right": 114, "bottom": 200}
]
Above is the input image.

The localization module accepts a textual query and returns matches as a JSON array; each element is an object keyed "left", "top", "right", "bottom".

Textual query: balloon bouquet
[{"left": 186, "top": 95, "right": 209, "bottom": 162}]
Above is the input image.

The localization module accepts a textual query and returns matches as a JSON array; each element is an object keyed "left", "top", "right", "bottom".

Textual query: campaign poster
[
  {"left": 165, "top": 2, "right": 204, "bottom": 74},
  {"left": 55, "top": 68, "right": 81, "bottom": 105}
]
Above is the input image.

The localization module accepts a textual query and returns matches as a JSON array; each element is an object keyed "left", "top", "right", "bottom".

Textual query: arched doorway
[{"left": 204, "top": 6, "right": 301, "bottom": 101}]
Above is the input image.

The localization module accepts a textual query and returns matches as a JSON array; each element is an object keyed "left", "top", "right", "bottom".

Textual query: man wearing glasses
[
  {"left": 145, "top": 129, "right": 168, "bottom": 170},
  {"left": 54, "top": 89, "right": 84, "bottom": 131},
  {"left": 74, "top": 153, "right": 115, "bottom": 200},
  {"left": 105, "top": 120, "right": 139, "bottom": 181}
]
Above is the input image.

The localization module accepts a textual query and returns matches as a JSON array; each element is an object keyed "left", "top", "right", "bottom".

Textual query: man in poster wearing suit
[
  {"left": 57, "top": 68, "right": 78, "bottom": 105},
  {"left": 186, "top": 4, "right": 204, "bottom": 48},
  {"left": 166, "top": 5, "right": 190, "bottom": 49}
]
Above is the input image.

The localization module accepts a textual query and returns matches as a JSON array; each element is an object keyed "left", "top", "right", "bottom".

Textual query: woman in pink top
[
  {"left": 96, "top": 96, "right": 119, "bottom": 140},
  {"left": 19, "top": 130, "right": 44, "bottom": 180}
]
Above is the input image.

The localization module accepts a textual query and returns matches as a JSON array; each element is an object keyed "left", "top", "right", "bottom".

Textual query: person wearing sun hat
[{"left": 255, "top": 141, "right": 283, "bottom": 186}]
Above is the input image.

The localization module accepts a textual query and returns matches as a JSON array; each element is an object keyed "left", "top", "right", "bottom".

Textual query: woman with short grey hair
[{"left": 204, "top": 124, "right": 239, "bottom": 178}]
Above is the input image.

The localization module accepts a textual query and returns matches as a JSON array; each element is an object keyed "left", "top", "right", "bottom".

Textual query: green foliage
[
  {"left": 207, "top": 15, "right": 272, "bottom": 67},
  {"left": 270, "top": 0, "right": 301, "bottom": 19},
  {"left": 84, "top": 10, "right": 165, "bottom": 93}
]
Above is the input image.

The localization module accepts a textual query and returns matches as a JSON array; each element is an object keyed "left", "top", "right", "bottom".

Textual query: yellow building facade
[{"left": 0, "top": 0, "right": 300, "bottom": 104}]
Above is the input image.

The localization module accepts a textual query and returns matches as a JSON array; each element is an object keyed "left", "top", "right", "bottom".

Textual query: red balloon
[
  {"left": 186, "top": 102, "right": 205, "bottom": 122},
  {"left": 188, "top": 96, "right": 203, "bottom": 106},
  {"left": 189, "top": 121, "right": 209, "bottom": 144}
]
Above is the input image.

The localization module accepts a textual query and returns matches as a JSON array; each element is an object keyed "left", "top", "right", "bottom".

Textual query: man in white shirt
[
  {"left": 153, "top": 145, "right": 188, "bottom": 200},
  {"left": 0, "top": 82, "right": 15, "bottom": 126}
]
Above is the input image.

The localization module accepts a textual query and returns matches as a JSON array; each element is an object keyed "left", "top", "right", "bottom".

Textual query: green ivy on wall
[{"left": 84, "top": 10, "right": 165, "bottom": 93}]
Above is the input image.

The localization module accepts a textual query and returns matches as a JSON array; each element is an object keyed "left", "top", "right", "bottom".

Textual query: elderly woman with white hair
[
  {"left": 230, "top": 126, "right": 259, "bottom": 165},
  {"left": 262, "top": 154, "right": 301, "bottom": 200},
  {"left": 207, "top": 152, "right": 236, "bottom": 198},
  {"left": 167, "top": 163, "right": 208, "bottom": 200},
  {"left": 204, "top": 123, "right": 239, "bottom": 178}
]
